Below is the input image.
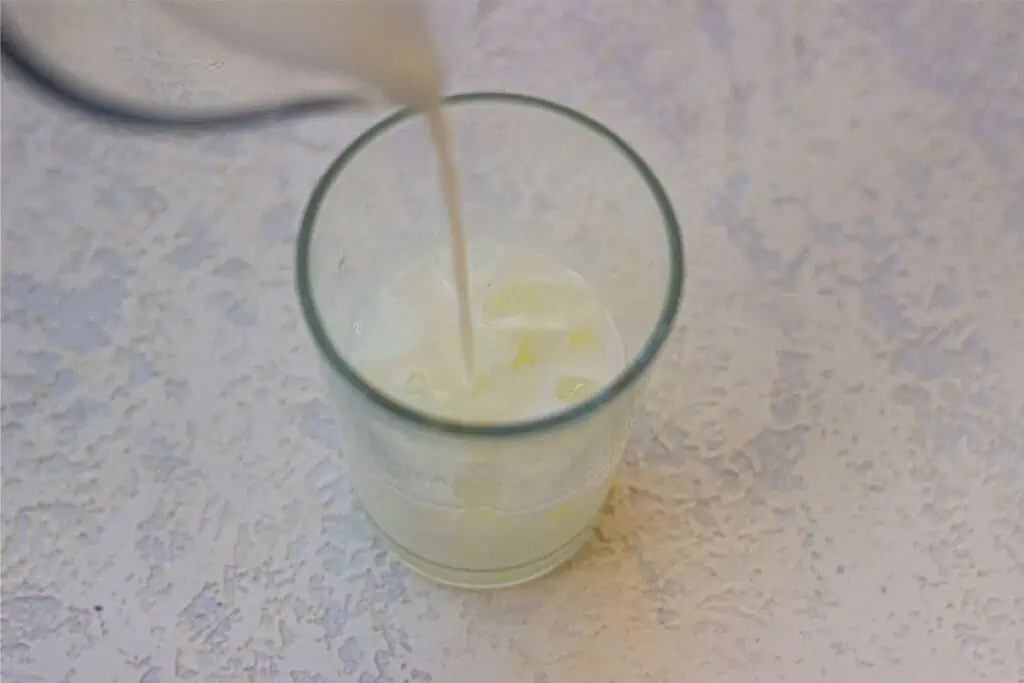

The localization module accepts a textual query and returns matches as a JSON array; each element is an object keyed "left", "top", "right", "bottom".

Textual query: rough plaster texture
[{"left": 2, "top": 2, "right": 1022, "bottom": 681}]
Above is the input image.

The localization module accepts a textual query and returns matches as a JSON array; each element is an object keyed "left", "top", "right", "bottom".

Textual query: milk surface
[{"left": 347, "top": 244, "right": 625, "bottom": 423}]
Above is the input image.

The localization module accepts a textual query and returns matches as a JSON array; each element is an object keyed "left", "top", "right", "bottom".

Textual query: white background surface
[{"left": 2, "top": 2, "right": 1022, "bottom": 681}]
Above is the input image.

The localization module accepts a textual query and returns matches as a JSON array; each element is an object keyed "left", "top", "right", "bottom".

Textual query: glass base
[{"left": 363, "top": 509, "right": 596, "bottom": 589}]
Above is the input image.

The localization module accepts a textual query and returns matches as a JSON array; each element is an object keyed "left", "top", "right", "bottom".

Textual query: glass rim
[{"left": 296, "top": 91, "right": 685, "bottom": 438}]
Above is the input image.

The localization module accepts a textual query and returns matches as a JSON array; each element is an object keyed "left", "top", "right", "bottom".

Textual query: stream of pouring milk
[
  {"left": 353, "top": 33, "right": 625, "bottom": 412},
  {"left": 424, "top": 107, "right": 476, "bottom": 380}
]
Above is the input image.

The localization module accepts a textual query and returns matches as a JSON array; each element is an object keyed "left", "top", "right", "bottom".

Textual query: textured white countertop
[{"left": 2, "top": 2, "right": 1022, "bottom": 682}]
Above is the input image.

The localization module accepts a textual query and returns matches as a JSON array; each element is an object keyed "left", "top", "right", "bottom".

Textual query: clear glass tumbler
[{"left": 296, "top": 92, "right": 684, "bottom": 588}]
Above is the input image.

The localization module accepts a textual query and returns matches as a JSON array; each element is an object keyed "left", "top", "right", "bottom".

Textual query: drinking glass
[{"left": 296, "top": 92, "right": 684, "bottom": 588}]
